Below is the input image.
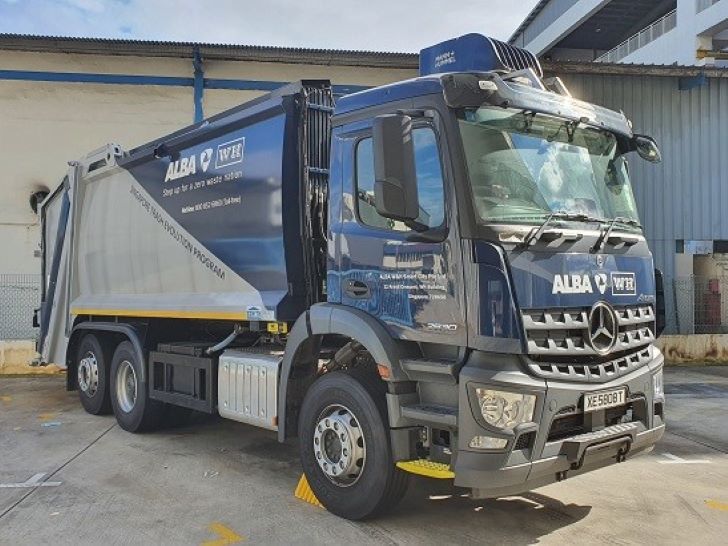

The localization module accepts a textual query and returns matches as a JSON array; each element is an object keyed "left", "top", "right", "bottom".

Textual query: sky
[{"left": 0, "top": 0, "right": 539, "bottom": 52}]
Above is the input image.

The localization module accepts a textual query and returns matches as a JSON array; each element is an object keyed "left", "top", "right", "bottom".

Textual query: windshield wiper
[
  {"left": 522, "top": 211, "right": 603, "bottom": 247},
  {"left": 591, "top": 216, "right": 642, "bottom": 252}
]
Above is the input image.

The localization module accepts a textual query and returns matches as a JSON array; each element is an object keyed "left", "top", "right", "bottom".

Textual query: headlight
[
  {"left": 653, "top": 370, "right": 664, "bottom": 399},
  {"left": 475, "top": 388, "right": 536, "bottom": 430}
]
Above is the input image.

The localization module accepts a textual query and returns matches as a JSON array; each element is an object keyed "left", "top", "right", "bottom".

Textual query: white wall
[
  {"left": 0, "top": 49, "right": 416, "bottom": 274},
  {"left": 621, "top": 0, "right": 728, "bottom": 65},
  {"left": 621, "top": 29, "right": 684, "bottom": 65}
]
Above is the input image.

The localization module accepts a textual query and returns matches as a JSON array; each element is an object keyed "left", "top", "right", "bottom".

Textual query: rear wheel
[
  {"left": 110, "top": 341, "right": 163, "bottom": 432},
  {"left": 76, "top": 334, "right": 112, "bottom": 415},
  {"left": 298, "top": 368, "right": 409, "bottom": 520}
]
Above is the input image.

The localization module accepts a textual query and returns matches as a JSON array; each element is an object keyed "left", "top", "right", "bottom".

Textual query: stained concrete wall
[{"left": 656, "top": 334, "right": 728, "bottom": 364}]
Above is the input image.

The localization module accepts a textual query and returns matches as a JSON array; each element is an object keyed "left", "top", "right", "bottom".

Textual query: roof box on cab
[{"left": 419, "top": 33, "right": 542, "bottom": 78}]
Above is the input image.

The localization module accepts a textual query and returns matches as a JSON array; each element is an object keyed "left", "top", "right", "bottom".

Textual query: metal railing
[
  {"left": 596, "top": 9, "right": 677, "bottom": 63},
  {"left": 0, "top": 274, "right": 41, "bottom": 341},
  {"left": 697, "top": 0, "right": 722, "bottom": 13}
]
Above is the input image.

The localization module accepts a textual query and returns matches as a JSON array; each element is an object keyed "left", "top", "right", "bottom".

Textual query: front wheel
[{"left": 298, "top": 368, "right": 409, "bottom": 520}]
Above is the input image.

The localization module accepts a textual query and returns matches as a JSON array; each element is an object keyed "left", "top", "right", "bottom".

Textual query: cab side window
[{"left": 355, "top": 127, "right": 445, "bottom": 231}]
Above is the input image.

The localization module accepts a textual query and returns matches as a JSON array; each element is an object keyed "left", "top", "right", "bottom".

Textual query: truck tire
[
  {"left": 110, "top": 341, "right": 163, "bottom": 432},
  {"left": 75, "top": 334, "right": 112, "bottom": 415},
  {"left": 298, "top": 368, "right": 409, "bottom": 520}
]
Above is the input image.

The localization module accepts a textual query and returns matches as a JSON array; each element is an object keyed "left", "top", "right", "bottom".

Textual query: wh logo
[
  {"left": 611, "top": 272, "right": 636, "bottom": 296},
  {"left": 215, "top": 137, "right": 245, "bottom": 169}
]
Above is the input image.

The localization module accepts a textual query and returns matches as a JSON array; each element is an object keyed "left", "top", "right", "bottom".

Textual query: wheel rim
[
  {"left": 313, "top": 404, "right": 366, "bottom": 487},
  {"left": 115, "top": 360, "right": 137, "bottom": 413},
  {"left": 77, "top": 352, "right": 99, "bottom": 397}
]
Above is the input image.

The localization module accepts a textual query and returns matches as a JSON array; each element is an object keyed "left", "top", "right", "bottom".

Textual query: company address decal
[{"left": 552, "top": 272, "right": 635, "bottom": 296}]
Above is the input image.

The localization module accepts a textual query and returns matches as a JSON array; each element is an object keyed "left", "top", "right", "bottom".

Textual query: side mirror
[
  {"left": 373, "top": 114, "right": 420, "bottom": 224},
  {"left": 633, "top": 134, "right": 661, "bottom": 163},
  {"left": 654, "top": 268, "right": 666, "bottom": 337}
]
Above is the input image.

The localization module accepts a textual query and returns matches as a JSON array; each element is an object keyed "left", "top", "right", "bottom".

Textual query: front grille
[
  {"left": 530, "top": 347, "right": 652, "bottom": 382},
  {"left": 522, "top": 304, "right": 655, "bottom": 382},
  {"left": 522, "top": 304, "right": 655, "bottom": 356}
]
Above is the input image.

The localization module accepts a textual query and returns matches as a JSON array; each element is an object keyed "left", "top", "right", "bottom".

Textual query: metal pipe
[{"left": 206, "top": 324, "right": 243, "bottom": 355}]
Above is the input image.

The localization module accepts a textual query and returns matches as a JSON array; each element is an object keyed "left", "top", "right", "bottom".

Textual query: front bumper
[{"left": 453, "top": 347, "right": 665, "bottom": 497}]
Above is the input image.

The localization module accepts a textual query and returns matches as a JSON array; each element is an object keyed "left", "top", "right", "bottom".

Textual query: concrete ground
[{"left": 1, "top": 367, "right": 727, "bottom": 545}]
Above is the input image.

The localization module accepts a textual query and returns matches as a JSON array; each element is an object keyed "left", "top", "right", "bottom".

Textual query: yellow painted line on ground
[
  {"left": 201, "top": 522, "right": 244, "bottom": 546},
  {"left": 0, "top": 395, "right": 11, "bottom": 403},
  {"left": 71, "top": 308, "right": 248, "bottom": 321},
  {"left": 706, "top": 499, "right": 728, "bottom": 512},
  {"left": 37, "top": 412, "right": 57, "bottom": 421}
]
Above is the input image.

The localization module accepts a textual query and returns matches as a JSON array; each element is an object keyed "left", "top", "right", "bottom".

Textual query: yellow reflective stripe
[{"left": 71, "top": 308, "right": 248, "bottom": 321}]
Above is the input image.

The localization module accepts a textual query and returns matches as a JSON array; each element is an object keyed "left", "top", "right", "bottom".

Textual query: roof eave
[{"left": 0, "top": 34, "right": 420, "bottom": 69}]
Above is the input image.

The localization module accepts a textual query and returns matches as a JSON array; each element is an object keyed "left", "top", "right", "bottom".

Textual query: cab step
[
  {"left": 396, "top": 459, "right": 455, "bottom": 479},
  {"left": 401, "top": 403, "right": 457, "bottom": 427}
]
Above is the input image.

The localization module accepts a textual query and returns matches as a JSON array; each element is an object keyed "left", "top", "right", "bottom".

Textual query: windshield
[{"left": 458, "top": 107, "right": 641, "bottom": 229}]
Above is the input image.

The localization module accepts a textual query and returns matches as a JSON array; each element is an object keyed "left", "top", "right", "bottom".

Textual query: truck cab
[{"left": 307, "top": 34, "right": 665, "bottom": 503}]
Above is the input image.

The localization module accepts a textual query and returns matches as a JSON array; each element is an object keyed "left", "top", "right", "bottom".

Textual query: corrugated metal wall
[{"left": 556, "top": 72, "right": 728, "bottom": 330}]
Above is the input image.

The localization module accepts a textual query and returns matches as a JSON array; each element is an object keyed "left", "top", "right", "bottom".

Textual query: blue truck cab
[
  {"left": 41, "top": 34, "right": 666, "bottom": 521},
  {"left": 312, "top": 34, "right": 665, "bottom": 508}
]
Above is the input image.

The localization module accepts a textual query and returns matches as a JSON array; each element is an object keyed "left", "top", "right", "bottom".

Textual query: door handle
[{"left": 345, "top": 279, "right": 370, "bottom": 298}]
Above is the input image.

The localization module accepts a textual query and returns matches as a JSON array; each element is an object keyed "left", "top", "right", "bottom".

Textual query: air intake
[{"left": 419, "top": 33, "right": 542, "bottom": 78}]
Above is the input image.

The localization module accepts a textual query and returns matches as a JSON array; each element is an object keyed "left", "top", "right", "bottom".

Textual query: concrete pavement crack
[{"left": 0, "top": 422, "right": 117, "bottom": 520}]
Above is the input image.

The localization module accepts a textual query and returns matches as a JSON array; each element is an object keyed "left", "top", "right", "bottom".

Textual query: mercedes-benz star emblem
[{"left": 588, "top": 301, "right": 618, "bottom": 354}]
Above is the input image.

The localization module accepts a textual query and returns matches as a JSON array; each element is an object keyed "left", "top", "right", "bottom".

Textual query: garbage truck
[{"left": 37, "top": 34, "right": 666, "bottom": 520}]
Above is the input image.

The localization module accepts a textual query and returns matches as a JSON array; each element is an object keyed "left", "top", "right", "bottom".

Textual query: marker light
[
  {"left": 653, "top": 370, "right": 664, "bottom": 399},
  {"left": 469, "top": 435, "right": 508, "bottom": 450},
  {"left": 475, "top": 388, "right": 536, "bottom": 430}
]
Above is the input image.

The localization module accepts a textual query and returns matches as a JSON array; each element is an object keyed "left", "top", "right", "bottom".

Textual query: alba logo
[
  {"left": 163, "top": 148, "right": 214, "bottom": 182},
  {"left": 200, "top": 148, "right": 213, "bottom": 173},
  {"left": 215, "top": 137, "right": 245, "bottom": 169},
  {"left": 552, "top": 272, "right": 636, "bottom": 295},
  {"left": 552, "top": 274, "right": 593, "bottom": 295},
  {"left": 594, "top": 273, "right": 608, "bottom": 294},
  {"left": 165, "top": 154, "right": 197, "bottom": 182}
]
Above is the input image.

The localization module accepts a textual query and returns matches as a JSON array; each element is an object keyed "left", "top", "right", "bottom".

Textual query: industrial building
[
  {"left": 0, "top": 31, "right": 727, "bottom": 342},
  {"left": 510, "top": 0, "right": 728, "bottom": 65},
  {"left": 509, "top": 1, "right": 728, "bottom": 333}
]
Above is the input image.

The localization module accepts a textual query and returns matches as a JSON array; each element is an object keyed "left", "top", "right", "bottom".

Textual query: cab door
[{"left": 330, "top": 115, "right": 466, "bottom": 346}]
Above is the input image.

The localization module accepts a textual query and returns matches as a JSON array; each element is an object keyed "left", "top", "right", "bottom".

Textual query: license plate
[{"left": 584, "top": 388, "right": 626, "bottom": 413}]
